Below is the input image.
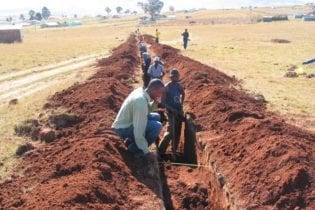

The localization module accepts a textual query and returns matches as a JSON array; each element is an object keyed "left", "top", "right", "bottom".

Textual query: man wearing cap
[
  {"left": 139, "top": 42, "right": 147, "bottom": 57},
  {"left": 112, "top": 79, "right": 165, "bottom": 161},
  {"left": 159, "top": 69, "right": 185, "bottom": 158},
  {"left": 147, "top": 56, "right": 165, "bottom": 80}
]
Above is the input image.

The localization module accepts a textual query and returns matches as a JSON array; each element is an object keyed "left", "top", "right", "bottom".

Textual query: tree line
[
  {"left": 6, "top": 0, "right": 175, "bottom": 22},
  {"left": 6, "top": 6, "right": 51, "bottom": 22}
]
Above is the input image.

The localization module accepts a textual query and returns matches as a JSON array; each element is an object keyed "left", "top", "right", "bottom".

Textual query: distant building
[
  {"left": 0, "top": 25, "right": 23, "bottom": 43},
  {"left": 262, "top": 16, "right": 273, "bottom": 22},
  {"left": 40, "top": 22, "right": 59, "bottom": 28},
  {"left": 304, "top": 16, "right": 315, "bottom": 21}
]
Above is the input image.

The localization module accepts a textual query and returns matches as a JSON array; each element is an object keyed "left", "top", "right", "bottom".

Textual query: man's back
[
  {"left": 112, "top": 88, "right": 149, "bottom": 129},
  {"left": 148, "top": 64, "right": 164, "bottom": 79}
]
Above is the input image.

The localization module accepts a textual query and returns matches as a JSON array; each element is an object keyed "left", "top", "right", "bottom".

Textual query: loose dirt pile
[
  {"left": 0, "top": 35, "right": 163, "bottom": 209},
  {"left": 146, "top": 35, "right": 315, "bottom": 209}
]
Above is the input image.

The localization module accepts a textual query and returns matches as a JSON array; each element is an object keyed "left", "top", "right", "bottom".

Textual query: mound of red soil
[
  {"left": 0, "top": 35, "right": 163, "bottom": 209},
  {"left": 147, "top": 35, "right": 315, "bottom": 209}
]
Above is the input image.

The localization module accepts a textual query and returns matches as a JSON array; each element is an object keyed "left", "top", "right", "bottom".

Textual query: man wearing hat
[
  {"left": 159, "top": 69, "right": 185, "bottom": 158},
  {"left": 147, "top": 56, "right": 165, "bottom": 80}
]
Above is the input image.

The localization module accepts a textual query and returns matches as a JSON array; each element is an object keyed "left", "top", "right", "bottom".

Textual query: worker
[
  {"left": 158, "top": 69, "right": 185, "bottom": 158},
  {"left": 147, "top": 56, "right": 165, "bottom": 80},
  {"left": 155, "top": 28, "right": 160, "bottom": 43},
  {"left": 139, "top": 42, "right": 147, "bottom": 57},
  {"left": 112, "top": 79, "right": 165, "bottom": 161},
  {"left": 182, "top": 29, "right": 189, "bottom": 50},
  {"left": 142, "top": 52, "right": 152, "bottom": 87},
  {"left": 142, "top": 52, "right": 151, "bottom": 71}
]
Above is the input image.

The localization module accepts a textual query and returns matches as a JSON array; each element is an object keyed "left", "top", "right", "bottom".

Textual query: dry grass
[
  {"left": 142, "top": 16, "right": 315, "bottom": 131},
  {"left": 0, "top": 21, "right": 135, "bottom": 74}
]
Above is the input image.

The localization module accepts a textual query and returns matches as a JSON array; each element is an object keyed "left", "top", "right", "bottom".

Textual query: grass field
[
  {"left": 0, "top": 6, "right": 314, "bottom": 178},
  {"left": 0, "top": 20, "right": 135, "bottom": 74},
  {"left": 142, "top": 12, "right": 315, "bottom": 131}
]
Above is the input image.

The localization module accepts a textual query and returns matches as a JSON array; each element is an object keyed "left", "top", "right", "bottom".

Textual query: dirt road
[{"left": 0, "top": 53, "right": 108, "bottom": 106}]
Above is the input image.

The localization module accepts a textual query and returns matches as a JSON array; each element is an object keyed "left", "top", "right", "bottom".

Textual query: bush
[{"left": 14, "top": 119, "right": 38, "bottom": 137}]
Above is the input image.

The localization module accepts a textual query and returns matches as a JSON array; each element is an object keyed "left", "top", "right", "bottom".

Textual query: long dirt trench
[{"left": 0, "top": 34, "right": 314, "bottom": 209}]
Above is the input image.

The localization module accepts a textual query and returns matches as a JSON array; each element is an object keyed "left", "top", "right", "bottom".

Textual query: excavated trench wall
[
  {"left": 0, "top": 35, "right": 165, "bottom": 209},
  {"left": 145, "top": 35, "right": 315, "bottom": 209}
]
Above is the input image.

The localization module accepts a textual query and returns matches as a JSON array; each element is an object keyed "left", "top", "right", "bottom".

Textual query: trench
[
  {"left": 157, "top": 111, "right": 235, "bottom": 210},
  {"left": 137, "top": 38, "right": 233, "bottom": 210}
]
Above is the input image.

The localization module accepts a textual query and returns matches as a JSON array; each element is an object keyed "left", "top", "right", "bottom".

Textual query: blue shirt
[{"left": 163, "top": 82, "right": 184, "bottom": 111}]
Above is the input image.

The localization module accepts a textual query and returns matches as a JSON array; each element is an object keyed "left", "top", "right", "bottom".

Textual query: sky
[{"left": 0, "top": 0, "right": 313, "bottom": 16}]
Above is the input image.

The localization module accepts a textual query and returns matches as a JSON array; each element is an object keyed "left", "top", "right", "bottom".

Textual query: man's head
[
  {"left": 185, "top": 29, "right": 188, "bottom": 32},
  {"left": 146, "top": 79, "right": 165, "bottom": 103},
  {"left": 170, "top": 68, "right": 180, "bottom": 83},
  {"left": 154, "top": 56, "right": 160, "bottom": 64}
]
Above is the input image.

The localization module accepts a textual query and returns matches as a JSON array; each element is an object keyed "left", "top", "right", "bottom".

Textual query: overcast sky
[{"left": 0, "top": 0, "right": 313, "bottom": 16}]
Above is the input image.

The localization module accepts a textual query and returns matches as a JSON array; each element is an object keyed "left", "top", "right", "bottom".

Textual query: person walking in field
[
  {"left": 112, "top": 79, "right": 165, "bottom": 161},
  {"left": 147, "top": 56, "right": 165, "bottom": 80},
  {"left": 182, "top": 29, "right": 189, "bottom": 50},
  {"left": 155, "top": 28, "right": 160, "bottom": 43},
  {"left": 158, "top": 69, "right": 185, "bottom": 158}
]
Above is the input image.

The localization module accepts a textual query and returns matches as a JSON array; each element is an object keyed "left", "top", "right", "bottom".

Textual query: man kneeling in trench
[{"left": 112, "top": 79, "right": 165, "bottom": 162}]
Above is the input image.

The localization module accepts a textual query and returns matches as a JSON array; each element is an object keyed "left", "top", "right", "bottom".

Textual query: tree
[
  {"left": 74, "top": 14, "right": 78, "bottom": 18},
  {"left": 169, "top": 5, "right": 175, "bottom": 12},
  {"left": 19, "top": 14, "right": 25, "bottom": 21},
  {"left": 105, "top": 7, "right": 112, "bottom": 16},
  {"left": 42, "top": 6, "right": 51, "bottom": 19},
  {"left": 116, "top": 6, "right": 123, "bottom": 14},
  {"left": 29, "top": 10, "right": 35, "bottom": 20},
  {"left": 35, "top": 12, "right": 43, "bottom": 21},
  {"left": 137, "top": 0, "right": 164, "bottom": 20},
  {"left": 125, "top": 9, "right": 130, "bottom": 14}
]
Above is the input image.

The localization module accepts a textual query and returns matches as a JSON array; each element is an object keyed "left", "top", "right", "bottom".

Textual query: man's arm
[
  {"left": 161, "top": 66, "right": 165, "bottom": 77},
  {"left": 133, "top": 100, "right": 150, "bottom": 154},
  {"left": 147, "top": 65, "right": 153, "bottom": 77},
  {"left": 180, "top": 85, "right": 185, "bottom": 105}
]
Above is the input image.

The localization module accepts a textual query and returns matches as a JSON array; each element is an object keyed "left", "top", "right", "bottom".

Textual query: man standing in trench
[
  {"left": 147, "top": 56, "right": 165, "bottom": 80},
  {"left": 159, "top": 69, "right": 185, "bottom": 159},
  {"left": 112, "top": 79, "right": 165, "bottom": 161}
]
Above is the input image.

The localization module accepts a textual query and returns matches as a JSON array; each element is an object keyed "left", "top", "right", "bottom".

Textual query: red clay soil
[
  {"left": 0, "top": 35, "right": 163, "bottom": 209},
  {"left": 146, "top": 35, "right": 315, "bottom": 209},
  {"left": 160, "top": 163, "right": 211, "bottom": 210}
]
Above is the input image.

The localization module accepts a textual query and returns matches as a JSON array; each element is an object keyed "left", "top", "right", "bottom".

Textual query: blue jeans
[
  {"left": 114, "top": 113, "right": 162, "bottom": 155},
  {"left": 183, "top": 39, "right": 188, "bottom": 49}
]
